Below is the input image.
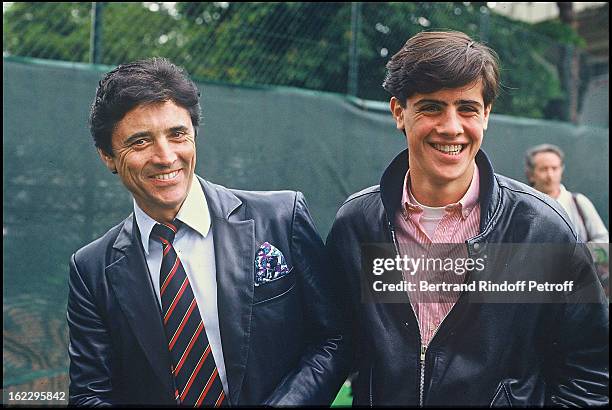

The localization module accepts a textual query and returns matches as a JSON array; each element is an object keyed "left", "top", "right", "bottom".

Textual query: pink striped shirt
[{"left": 394, "top": 164, "right": 481, "bottom": 347}]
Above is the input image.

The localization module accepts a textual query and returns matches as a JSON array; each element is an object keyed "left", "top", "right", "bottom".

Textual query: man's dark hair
[
  {"left": 89, "top": 57, "right": 201, "bottom": 156},
  {"left": 382, "top": 30, "right": 500, "bottom": 108}
]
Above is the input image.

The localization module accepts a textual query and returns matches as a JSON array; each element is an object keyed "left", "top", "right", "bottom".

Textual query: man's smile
[
  {"left": 430, "top": 143, "right": 466, "bottom": 156},
  {"left": 150, "top": 169, "right": 181, "bottom": 181}
]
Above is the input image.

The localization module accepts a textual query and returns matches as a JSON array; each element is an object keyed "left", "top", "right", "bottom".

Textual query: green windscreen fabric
[{"left": 3, "top": 58, "right": 609, "bottom": 400}]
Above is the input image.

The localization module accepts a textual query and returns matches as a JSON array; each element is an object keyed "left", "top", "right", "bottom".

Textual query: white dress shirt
[{"left": 133, "top": 178, "right": 229, "bottom": 395}]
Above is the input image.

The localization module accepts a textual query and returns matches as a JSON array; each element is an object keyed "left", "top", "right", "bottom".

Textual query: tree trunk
[{"left": 556, "top": 2, "right": 580, "bottom": 123}]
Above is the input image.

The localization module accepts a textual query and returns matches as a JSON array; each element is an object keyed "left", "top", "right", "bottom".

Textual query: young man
[
  {"left": 67, "top": 58, "right": 349, "bottom": 406},
  {"left": 326, "top": 31, "right": 608, "bottom": 406},
  {"left": 525, "top": 143, "right": 609, "bottom": 243}
]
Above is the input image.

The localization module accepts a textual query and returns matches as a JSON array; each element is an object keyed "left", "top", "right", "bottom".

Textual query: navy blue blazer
[{"left": 67, "top": 176, "right": 350, "bottom": 406}]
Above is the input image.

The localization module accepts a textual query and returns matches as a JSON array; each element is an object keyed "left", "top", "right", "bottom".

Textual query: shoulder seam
[
  {"left": 497, "top": 179, "right": 577, "bottom": 238},
  {"left": 340, "top": 186, "right": 380, "bottom": 208}
]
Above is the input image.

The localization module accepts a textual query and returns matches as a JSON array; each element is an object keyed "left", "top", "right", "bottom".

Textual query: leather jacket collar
[{"left": 379, "top": 148, "right": 500, "bottom": 234}]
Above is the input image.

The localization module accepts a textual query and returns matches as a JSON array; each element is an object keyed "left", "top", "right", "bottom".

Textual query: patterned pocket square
[{"left": 254, "top": 242, "right": 290, "bottom": 286}]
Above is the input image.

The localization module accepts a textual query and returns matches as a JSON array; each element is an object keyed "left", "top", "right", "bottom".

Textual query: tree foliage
[{"left": 3, "top": 2, "right": 587, "bottom": 120}]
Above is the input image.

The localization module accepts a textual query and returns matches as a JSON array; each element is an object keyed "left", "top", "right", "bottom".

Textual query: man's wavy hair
[
  {"left": 89, "top": 57, "right": 201, "bottom": 156},
  {"left": 382, "top": 30, "right": 500, "bottom": 108}
]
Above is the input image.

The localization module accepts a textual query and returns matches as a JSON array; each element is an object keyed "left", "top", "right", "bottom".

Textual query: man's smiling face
[
  {"left": 98, "top": 100, "right": 196, "bottom": 223},
  {"left": 391, "top": 80, "right": 491, "bottom": 198}
]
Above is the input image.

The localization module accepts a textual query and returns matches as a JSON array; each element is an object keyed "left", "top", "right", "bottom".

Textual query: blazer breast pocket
[{"left": 253, "top": 268, "right": 296, "bottom": 305}]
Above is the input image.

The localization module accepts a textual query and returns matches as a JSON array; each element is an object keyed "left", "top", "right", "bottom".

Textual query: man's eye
[
  {"left": 419, "top": 105, "right": 440, "bottom": 112},
  {"left": 460, "top": 106, "right": 478, "bottom": 112},
  {"left": 131, "top": 139, "right": 147, "bottom": 147}
]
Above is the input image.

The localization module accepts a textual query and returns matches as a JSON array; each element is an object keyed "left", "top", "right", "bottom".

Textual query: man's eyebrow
[
  {"left": 124, "top": 131, "right": 151, "bottom": 144},
  {"left": 415, "top": 99, "right": 446, "bottom": 106},
  {"left": 168, "top": 125, "right": 189, "bottom": 133},
  {"left": 415, "top": 98, "right": 483, "bottom": 107},
  {"left": 456, "top": 99, "right": 483, "bottom": 107},
  {"left": 123, "top": 125, "right": 190, "bottom": 144}
]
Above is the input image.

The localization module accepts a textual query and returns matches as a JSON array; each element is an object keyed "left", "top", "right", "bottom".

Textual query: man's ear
[
  {"left": 483, "top": 104, "right": 492, "bottom": 130},
  {"left": 390, "top": 97, "right": 405, "bottom": 131},
  {"left": 97, "top": 148, "right": 117, "bottom": 174},
  {"left": 525, "top": 169, "right": 534, "bottom": 185}
]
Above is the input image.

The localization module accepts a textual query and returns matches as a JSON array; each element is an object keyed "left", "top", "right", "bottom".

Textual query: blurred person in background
[
  {"left": 326, "top": 30, "right": 609, "bottom": 406},
  {"left": 525, "top": 143, "right": 609, "bottom": 296},
  {"left": 525, "top": 143, "right": 609, "bottom": 244}
]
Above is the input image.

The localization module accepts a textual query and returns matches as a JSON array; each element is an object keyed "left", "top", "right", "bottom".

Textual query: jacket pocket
[
  {"left": 253, "top": 268, "right": 295, "bottom": 305},
  {"left": 490, "top": 380, "right": 512, "bottom": 407}
]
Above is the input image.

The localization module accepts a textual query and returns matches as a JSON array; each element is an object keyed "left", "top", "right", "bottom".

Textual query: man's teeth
[
  {"left": 432, "top": 144, "right": 463, "bottom": 155},
  {"left": 153, "top": 170, "right": 179, "bottom": 180}
]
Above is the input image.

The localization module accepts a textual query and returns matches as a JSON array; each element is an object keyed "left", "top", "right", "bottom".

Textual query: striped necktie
[{"left": 152, "top": 220, "right": 227, "bottom": 407}]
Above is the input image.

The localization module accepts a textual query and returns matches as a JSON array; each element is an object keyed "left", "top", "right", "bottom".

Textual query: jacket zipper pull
[{"left": 419, "top": 345, "right": 427, "bottom": 406}]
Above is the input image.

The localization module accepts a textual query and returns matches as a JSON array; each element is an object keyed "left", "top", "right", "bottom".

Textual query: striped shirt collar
[{"left": 402, "top": 163, "right": 480, "bottom": 221}]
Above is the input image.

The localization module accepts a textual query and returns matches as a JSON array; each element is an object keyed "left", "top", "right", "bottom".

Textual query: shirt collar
[
  {"left": 557, "top": 184, "right": 570, "bottom": 198},
  {"left": 402, "top": 163, "right": 480, "bottom": 220},
  {"left": 134, "top": 178, "right": 212, "bottom": 255}
]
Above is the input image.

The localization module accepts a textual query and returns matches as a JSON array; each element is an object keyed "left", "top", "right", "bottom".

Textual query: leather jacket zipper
[
  {"left": 389, "top": 219, "right": 464, "bottom": 406},
  {"left": 417, "top": 299, "right": 456, "bottom": 405},
  {"left": 385, "top": 206, "right": 485, "bottom": 406},
  {"left": 388, "top": 220, "right": 425, "bottom": 406},
  {"left": 369, "top": 366, "right": 373, "bottom": 407},
  {"left": 419, "top": 345, "right": 427, "bottom": 407}
]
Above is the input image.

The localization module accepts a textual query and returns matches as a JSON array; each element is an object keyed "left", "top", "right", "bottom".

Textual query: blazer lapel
[
  {"left": 200, "top": 177, "right": 255, "bottom": 405},
  {"left": 105, "top": 215, "right": 175, "bottom": 396}
]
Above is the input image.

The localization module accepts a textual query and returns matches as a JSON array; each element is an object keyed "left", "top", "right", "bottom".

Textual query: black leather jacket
[{"left": 326, "top": 149, "right": 609, "bottom": 406}]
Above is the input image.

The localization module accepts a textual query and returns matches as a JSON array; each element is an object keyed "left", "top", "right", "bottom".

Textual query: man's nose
[
  {"left": 152, "top": 138, "right": 178, "bottom": 165},
  {"left": 436, "top": 110, "right": 464, "bottom": 136}
]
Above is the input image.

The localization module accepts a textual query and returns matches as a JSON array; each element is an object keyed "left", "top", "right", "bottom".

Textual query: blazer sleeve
[
  {"left": 262, "top": 192, "right": 352, "bottom": 406},
  {"left": 67, "top": 253, "right": 114, "bottom": 406}
]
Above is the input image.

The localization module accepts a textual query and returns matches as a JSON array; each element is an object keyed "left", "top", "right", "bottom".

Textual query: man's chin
[
  {"left": 137, "top": 193, "right": 187, "bottom": 218},
  {"left": 540, "top": 187, "right": 556, "bottom": 196},
  {"left": 431, "top": 166, "right": 473, "bottom": 185}
]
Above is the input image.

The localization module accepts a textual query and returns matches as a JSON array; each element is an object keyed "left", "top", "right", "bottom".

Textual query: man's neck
[
  {"left": 549, "top": 187, "right": 561, "bottom": 199},
  {"left": 409, "top": 167, "right": 474, "bottom": 207},
  {"left": 136, "top": 202, "right": 182, "bottom": 225}
]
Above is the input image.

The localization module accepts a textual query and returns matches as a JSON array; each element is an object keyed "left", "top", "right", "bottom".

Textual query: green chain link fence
[
  {"left": 3, "top": 2, "right": 607, "bottom": 122},
  {"left": 2, "top": 2, "right": 608, "bottom": 406}
]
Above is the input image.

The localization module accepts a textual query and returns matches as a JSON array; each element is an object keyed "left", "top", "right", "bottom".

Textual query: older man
[
  {"left": 525, "top": 143, "right": 608, "bottom": 243},
  {"left": 67, "top": 58, "right": 349, "bottom": 406}
]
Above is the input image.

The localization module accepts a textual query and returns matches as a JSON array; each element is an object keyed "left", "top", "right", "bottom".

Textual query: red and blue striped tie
[{"left": 152, "top": 220, "right": 227, "bottom": 407}]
